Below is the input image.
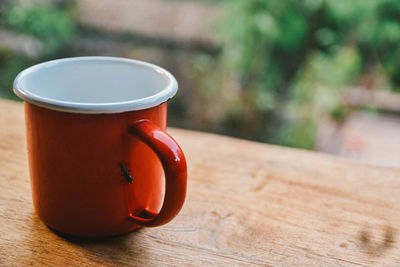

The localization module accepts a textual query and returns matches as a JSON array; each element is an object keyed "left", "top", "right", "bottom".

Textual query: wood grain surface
[{"left": 0, "top": 99, "right": 399, "bottom": 266}]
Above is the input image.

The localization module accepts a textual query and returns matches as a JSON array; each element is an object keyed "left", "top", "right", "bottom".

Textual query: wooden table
[{"left": 1, "top": 99, "right": 399, "bottom": 266}]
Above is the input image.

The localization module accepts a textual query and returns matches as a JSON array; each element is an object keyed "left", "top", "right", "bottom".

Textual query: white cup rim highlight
[{"left": 13, "top": 56, "right": 178, "bottom": 114}]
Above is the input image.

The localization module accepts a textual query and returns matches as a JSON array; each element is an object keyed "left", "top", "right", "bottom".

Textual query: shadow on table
[
  {"left": 26, "top": 214, "right": 153, "bottom": 265},
  {"left": 48, "top": 226, "right": 136, "bottom": 243}
]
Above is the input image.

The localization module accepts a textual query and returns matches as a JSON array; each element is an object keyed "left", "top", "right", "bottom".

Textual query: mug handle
[{"left": 127, "top": 119, "right": 187, "bottom": 227}]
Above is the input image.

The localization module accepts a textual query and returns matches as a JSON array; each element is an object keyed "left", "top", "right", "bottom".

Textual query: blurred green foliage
[
  {"left": 0, "top": 1, "right": 76, "bottom": 100},
  {"left": 2, "top": 2, "right": 76, "bottom": 53},
  {"left": 281, "top": 47, "right": 361, "bottom": 148},
  {"left": 215, "top": 0, "right": 400, "bottom": 148},
  {"left": 0, "top": 51, "right": 33, "bottom": 100}
]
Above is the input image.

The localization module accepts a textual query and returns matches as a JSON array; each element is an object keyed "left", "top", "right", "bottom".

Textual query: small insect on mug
[{"left": 13, "top": 57, "right": 187, "bottom": 237}]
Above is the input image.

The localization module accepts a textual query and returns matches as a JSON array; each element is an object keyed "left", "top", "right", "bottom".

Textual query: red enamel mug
[{"left": 13, "top": 57, "right": 187, "bottom": 237}]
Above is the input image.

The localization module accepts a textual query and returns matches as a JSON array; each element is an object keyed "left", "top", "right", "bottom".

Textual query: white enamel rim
[{"left": 13, "top": 56, "right": 178, "bottom": 114}]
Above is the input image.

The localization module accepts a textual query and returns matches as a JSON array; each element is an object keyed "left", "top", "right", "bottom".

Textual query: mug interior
[{"left": 13, "top": 57, "right": 177, "bottom": 113}]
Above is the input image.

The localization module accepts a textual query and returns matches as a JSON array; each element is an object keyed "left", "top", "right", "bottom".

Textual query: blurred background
[{"left": 1, "top": 0, "right": 400, "bottom": 168}]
